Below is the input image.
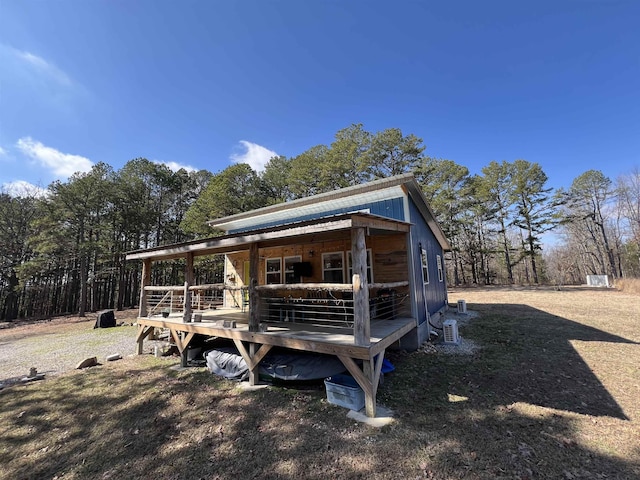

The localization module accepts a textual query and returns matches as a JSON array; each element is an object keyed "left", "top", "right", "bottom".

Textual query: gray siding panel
[{"left": 408, "top": 197, "right": 447, "bottom": 323}]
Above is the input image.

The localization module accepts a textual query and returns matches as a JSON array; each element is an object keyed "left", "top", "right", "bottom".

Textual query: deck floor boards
[{"left": 137, "top": 308, "right": 415, "bottom": 359}]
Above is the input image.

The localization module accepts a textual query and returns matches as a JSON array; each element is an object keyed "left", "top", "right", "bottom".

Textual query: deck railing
[
  {"left": 256, "top": 282, "right": 410, "bottom": 328},
  {"left": 142, "top": 284, "right": 229, "bottom": 317},
  {"left": 141, "top": 281, "right": 409, "bottom": 326}
]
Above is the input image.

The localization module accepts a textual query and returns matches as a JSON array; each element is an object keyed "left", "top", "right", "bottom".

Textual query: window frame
[
  {"left": 436, "top": 254, "right": 443, "bottom": 282},
  {"left": 421, "top": 247, "right": 430, "bottom": 285},
  {"left": 265, "top": 257, "right": 282, "bottom": 285},
  {"left": 322, "top": 252, "right": 345, "bottom": 284}
]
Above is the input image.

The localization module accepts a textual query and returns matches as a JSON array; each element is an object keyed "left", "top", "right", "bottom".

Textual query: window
[
  {"left": 347, "top": 249, "right": 373, "bottom": 283},
  {"left": 284, "top": 256, "right": 302, "bottom": 284},
  {"left": 265, "top": 258, "right": 282, "bottom": 285},
  {"left": 421, "top": 247, "right": 429, "bottom": 285},
  {"left": 437, "top": 255, "right": 443, "bottom": 282},
  {"left": 322, "top": 252, "right": 344, "bottom": 283}
]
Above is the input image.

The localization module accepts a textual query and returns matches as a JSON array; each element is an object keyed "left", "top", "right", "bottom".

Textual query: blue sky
[{"left": 1, "top": 1, "right": 638, "bottom": 196}]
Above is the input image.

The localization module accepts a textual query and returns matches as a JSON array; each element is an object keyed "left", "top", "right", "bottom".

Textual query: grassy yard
[{"left": 1, "top": 287, "right": 638, "bottom": 479}]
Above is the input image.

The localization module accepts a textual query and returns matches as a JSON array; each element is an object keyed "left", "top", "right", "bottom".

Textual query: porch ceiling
[{"left": 126, "top": 212, "right": 411, "bottom": 262}]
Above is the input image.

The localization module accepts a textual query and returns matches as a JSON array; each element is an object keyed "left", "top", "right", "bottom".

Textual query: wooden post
[
  {"left": 248, "top": 243, "right": 260, "bottom": 332},
  {"left": 248, "top": 343, "right": 257, "bottom": 385},
  {"left": 181, "top": 336, "right": 189, "bottom": 367},
  {"left": 139, "top": 258, "right": 151, "bottom": 318},
  {"left": 183, "top": 252, "right": 194, "bottom": 322},
  {"left": 182, "top": 282, "right": 190, "bottom": 322},
  {"left": 363, "top": 359, "right": 376, "bottom": 417},
  {"left": 337, "top": 352, "right": 385, "bottom": 418},
  {"left": 248, "top": 243, "right": 260, "bottom": 386},
  {"left": 352, "top": 227, "right": 370, "bottom": 346}
]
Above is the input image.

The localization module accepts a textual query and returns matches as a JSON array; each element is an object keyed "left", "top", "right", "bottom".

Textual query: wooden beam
[
  {"left": 251, "top": 343, "right": 273, "bottom": 365},
  {"left": 372, "top": 349, "right": 385, "bottom": 389},
  {"left": 337, "top": 352, "right": 385, "bottom": 418},
  {"left": 139, "top": 258, "right": 151, "bottom": 317},
  {"left": 351, "top": 215, "right": 411, "bottom": 233},
  {"left": 232, "top": 339, "right": 252, "bottom": 366},
  {"left": 126, "top": 218, "right": 355, "bottom": 261},
  {"left": 256, "top": 281, "right": 409, "bottom": 292},
  {"left": 187, "top": 283, "right": 225, "bottom": 291},
  {"left": 363, "top": 360, "right": 375, "bottom": 417},
  {"left": 135, "top": 324, "right": 155, "bottom": 355},
  {"left": 368, "top": 281, "right": 409, "bottom": 290},
  {"left": 143, "top": 285, "right": 185, "bottom": 292},
  {"left": 248, "top": 243, "right": 260, "bottom": 332},
  {"left": 337, "top": 355, "right": 376, "bottom": 417},
  {"left": 232, "top": 339, "right": 273, "bottom": 385},
  {"left": 135, "top": 316, "right": 375, "bottom": 359},
  {"left": 183, "top": 253, "right": 194, "bottom": 323},
  {"left": 352, "top": 227, "right": 370, "bottom": 346},
  {"left": 249, "top": 343, "right": 257, "bottom": 385},
  {"left": 257, "top": 283, "right": 353, "bottom": 292}
]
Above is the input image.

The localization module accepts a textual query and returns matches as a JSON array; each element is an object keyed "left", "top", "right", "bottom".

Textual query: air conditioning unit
[
  {"left": 457, "top": 299, "right": 467, "bottom": 314},
  {"left": 443, "top": 319, "right": 460, "bottom": 344}
]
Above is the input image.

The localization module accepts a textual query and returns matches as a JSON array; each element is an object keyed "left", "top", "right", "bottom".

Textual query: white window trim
[
  {"left": 265, "top": 257, "right": 282, "bottom": 285},
  {"left": 437, "top": 255, "right": 443, "bottom": 282},
  {"left": 421, "top": 247, "right": 430, "bottom": 285}
]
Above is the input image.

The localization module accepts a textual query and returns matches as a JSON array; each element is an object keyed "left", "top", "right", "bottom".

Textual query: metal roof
[
  {"left": 207, "top": 174, "right": 415, "bottom": 231},
  {"left": 126, "top": 212, "right": 412, "bottom": 262},
  {"left": 207, "top": 173, "right": 450, "bottom": 251}
]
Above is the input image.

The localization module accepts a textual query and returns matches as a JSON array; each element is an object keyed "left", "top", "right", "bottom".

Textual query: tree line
[{"left": 1, "top": 124, "right": 638, "bottom": 320}]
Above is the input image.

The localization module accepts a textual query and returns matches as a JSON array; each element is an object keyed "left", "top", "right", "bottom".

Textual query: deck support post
[
  {"left": 248, "top": 243, "right": 260, "bottom": 332},
  {"left": 338, "top": 350, "right": 385, "bottom": 418},
  {"left": 170, "top": 329, "right": 196, "bottom": 367},
  {"left": 248, "top": 343, "right": 257, "bottom": 385},
  {"left": 139, "top": 258, "right": 151, "bottom": 318},
  {"left": 248, "top": 243, "right": 261, "bottom": 385},
  {"left": 232, "top": 339, "right": 273, "bottom": 385},
  {"left": 352, "top": 227, "right": 370, "bottom": 346},
  {"left": 183, "top": 253, "right": 194, "bottom": 323},
  {"left": 136, "top": 324, "right": 155, "bottom": 355}
]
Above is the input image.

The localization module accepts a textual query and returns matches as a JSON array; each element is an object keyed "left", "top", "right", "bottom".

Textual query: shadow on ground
[
  {"left": 0, "top": 303, "right": 638, "bottom": 479},
  {"left": 382, "top": 302, "right": 639, "bottom": 478}
]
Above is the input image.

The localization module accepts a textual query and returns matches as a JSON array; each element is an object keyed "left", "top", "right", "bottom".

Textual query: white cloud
[
  {"left": 16, "top": 137, "right": 93, "bottom": 179},
  {"left": 5, "top": 46, "right": 73, "bottom": 87},
  {"left": 0, "top": 146, "right": 6, "bottom": 157},
  {"left": 2, "top": 180, "right": 48, "bottom": 198},
  {"left": 152, "top": 160, "right": 196, "bottom": 173},
  {"left": 230, "top": 140, "right": 278, "bottom": 172}
]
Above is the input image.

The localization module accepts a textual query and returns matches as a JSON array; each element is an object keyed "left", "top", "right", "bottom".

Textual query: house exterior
[
  {"left": 209, "top": 173, "right": 450, "bottom": 349},
  {"left": 126, "top": 173, "right": 450, "bottom": 417}
]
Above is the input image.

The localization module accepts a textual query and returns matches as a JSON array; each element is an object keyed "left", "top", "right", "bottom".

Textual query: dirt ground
[
  {"left": 0, "top": 309, "right": 141, "bottom": 386},
  {"left": 0, "top": 286, "right": 638, "bottom": 479}
]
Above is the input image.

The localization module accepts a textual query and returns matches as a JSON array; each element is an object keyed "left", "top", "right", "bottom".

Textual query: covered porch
[{"left": 127, "top": 213, "right": 417, "bottom": 417}]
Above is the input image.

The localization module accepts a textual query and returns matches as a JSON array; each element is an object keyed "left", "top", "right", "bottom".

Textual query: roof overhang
[
  {"left": 402, "top": 181, "right": 451, "bottom": 251},
  {"left": 126, "top": 212, "right": 411, "bottom": 262},
  {"left": 208, "top": 174, "right": 415, "bottom": 233}
]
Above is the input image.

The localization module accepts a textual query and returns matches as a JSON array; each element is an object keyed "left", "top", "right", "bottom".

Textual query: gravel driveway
[{"left": 0, "top": 310, "right": 145, "bottom": 386}]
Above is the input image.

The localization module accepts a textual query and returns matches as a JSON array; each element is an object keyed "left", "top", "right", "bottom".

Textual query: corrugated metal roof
[
  {"left": 207, "top": 173, "right": 450, "bottom": 251},
  {"left": 207, "top": 173, "right": 415, "bottom": 230}
]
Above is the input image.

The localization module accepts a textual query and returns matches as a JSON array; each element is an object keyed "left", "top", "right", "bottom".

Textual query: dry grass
[
  {"left": 0, "top": 287, "right": 638, "bottom": 480},
  {"left": 614, "top": 277, "right": 640, "bottom": 295}
]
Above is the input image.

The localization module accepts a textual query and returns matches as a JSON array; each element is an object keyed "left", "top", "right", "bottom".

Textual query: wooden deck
[{"left": 136, "top": 308, "right": 416, "bottom": 417}]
